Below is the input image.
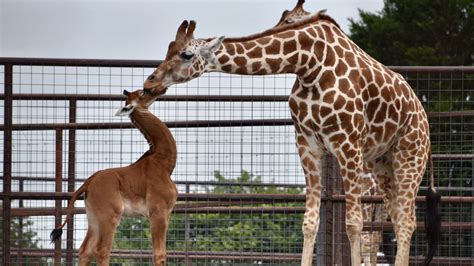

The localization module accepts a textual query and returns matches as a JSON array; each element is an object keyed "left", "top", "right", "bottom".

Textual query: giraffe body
[{"left": 144, "top": 12, "right": 439, "bottom": 265}]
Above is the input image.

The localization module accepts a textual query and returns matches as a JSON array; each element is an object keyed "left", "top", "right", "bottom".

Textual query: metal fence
[{"left": 0, "top": 58, "right": 473, "bottom": 265}]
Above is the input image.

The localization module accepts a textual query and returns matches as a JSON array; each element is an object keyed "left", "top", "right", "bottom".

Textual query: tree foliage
[
  {"left": 349, "top": 0, "right": 474, "bottom": 66},
  {"left": 0, "top": 218, "right": 42, "bottom": 264},
  {"left": 0, "top": 218, "right": 39, "bottom": 249}
]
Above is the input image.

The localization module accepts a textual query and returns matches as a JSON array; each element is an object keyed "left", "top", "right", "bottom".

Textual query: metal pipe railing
[
  {"left": 2, "top": 57, "right": 474, "bottom": 72},
  {"left": 1, "top": 192, "right": 473, "bottom": 203}
]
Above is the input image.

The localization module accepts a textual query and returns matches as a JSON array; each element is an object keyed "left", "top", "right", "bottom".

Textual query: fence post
[
  {"left": 54, "top": 129, "right": 63, "bottom": 265},
  {"left": 324, "top": 155, "right": 334, "bottom": 266},
  {"left": 2, "top": 63, "right": 13, "bottom": 266},
  {"left": 17, "top": 180, "right": 24, "bottom": 264},
  {"left": 66, "top": 99, "right": 77, "bottom": 265},
  {"left": 185, "top": 183, "right": 191, "bottom": 266}
]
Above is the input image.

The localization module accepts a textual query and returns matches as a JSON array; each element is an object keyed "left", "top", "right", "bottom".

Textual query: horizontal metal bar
[
  {"left": 0, "top": 57, "right": 162, "bottom": 67},
  {"left": 4, "top": 175, "right": 305, "bottom": 187},
  {"left": 0, "top": 119, "right": 294, "bottom": 131},
  {"left": 2, "top": 58, "right": 474, "bottom": 72},
  {"left": 6, "top": 175, "right": 474, "bottom": 191},
  {"left": 5, "top": 206, "right": 474, "bottom": 231},
  {"left": 3, "top": 248, "right": 473, "bottom": 264},
  {"left": 362, "top": 221, "right": 473, "bottom": 231},
  {"left": 428, "top": 110, "right": 474, "bottom": 117},
  {"left": 2, "top": 108, "right": 474, "bottom": 130},
  {"left": 390, "top": 65, "right": 474, "bottom": 73},
  {"left": 2, "top": 192, "right": 473, "bottom": 203},
  {"left": 5, "top": 248, "right": 301, "bottom": 261},
  {"left": 0, "top": 93, "right": 289, "bottom": 102}
]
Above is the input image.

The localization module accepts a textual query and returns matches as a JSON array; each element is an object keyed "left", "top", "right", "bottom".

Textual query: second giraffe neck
[{"left": 209, "top": 21, "right": 345, "bottom": 78}]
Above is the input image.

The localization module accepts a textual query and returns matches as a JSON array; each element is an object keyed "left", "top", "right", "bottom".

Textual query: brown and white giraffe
[
  {"left": 143, "top": 12, "right": 441, "bottom": 265},
  {"left": 51, "top": 88, "right": 178, "bottom": 266},
  {"left": 275, "top": 2, "right": 383, "bottom": 265}
]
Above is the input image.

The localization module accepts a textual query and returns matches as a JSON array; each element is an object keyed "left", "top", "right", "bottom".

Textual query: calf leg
[
  {"left": 95, "top": 215, "right": 121, "bottom": 266},
  {"left": 78, "top": 221, "right": 98, "bottom": 266},
  {"left": 149, "top": 208, "right": 172, "bottom": 265}
]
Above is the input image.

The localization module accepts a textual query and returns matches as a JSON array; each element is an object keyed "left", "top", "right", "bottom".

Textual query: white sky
[{"left": 1, "top": 0, "right": 384, "bottom": 59}]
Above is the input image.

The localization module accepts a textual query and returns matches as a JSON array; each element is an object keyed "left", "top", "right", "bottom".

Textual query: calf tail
[{"left": 50, "top": 180, "right": 89, "bottom": 243}]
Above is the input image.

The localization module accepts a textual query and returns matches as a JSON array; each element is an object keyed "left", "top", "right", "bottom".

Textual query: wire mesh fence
[{"left": 1, "top": 58, "right": 473, "bottom": 265}]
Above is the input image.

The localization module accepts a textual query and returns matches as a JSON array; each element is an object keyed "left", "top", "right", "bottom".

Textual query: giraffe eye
[{"left": 180, "top": 52, "right": 194, "bottom": 60}]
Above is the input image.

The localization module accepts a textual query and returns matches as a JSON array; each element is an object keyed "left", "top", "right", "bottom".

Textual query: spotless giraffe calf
[{"left": 51, "top": 89, "right": 177, "bottom": 266}]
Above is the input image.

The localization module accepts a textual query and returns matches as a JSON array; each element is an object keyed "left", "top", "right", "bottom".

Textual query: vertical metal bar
[
  {"left": 324, "top": 155, "right": 334, "bottom": 266},
  {"left": 17, "top": 180, "right": 24, "bottom": 264},
  {"left": 2, "top": 63, "right": 13, "bottom": 266},
  {"left": 184, "top": 183, "right": 191, "bottom": 266},
  {"left": 66, "top": 99, "right": 76, "bottom": 265},
  {"left": 54, "top": 129, "right": 63, "bottom": 265}
]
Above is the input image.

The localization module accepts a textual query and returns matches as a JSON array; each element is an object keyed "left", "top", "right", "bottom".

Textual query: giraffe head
[
  {"left": 115, "top": 88, "right": 166, "bottom": 116},
  {"left": 144, "top": 20, "right": 225, "bottom": 92},
  {"left": 275, "top": 0, "right": 312, "bottom": 27}
]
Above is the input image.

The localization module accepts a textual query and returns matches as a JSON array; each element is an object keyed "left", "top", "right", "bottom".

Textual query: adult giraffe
[{"left": 143, "top": 12, "right": 441, "bottom": 265}]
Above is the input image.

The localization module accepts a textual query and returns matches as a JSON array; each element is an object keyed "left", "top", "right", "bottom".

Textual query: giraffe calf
[{"left": 51, "top": 89, "right": 177, "bottom": 266}]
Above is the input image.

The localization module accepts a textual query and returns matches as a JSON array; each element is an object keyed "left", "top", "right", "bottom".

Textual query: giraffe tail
[
  {"left": 50, "top": 178, "right": 90, "bottom": 243},
  {"left": 423, "top": 151, "right": 441, "bottom": 265}
]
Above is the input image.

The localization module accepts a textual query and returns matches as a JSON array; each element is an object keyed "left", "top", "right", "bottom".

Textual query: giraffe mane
[{"left": 216, "top": 11, "right": 341, "bottom": 43}]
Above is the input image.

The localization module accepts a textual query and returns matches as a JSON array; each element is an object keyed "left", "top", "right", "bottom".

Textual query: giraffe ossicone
[{"left": 144, "top": 8, "right": 441, "bottom": 266}]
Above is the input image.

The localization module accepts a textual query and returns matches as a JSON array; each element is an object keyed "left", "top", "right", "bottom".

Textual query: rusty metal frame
[{"left": 1, "top": 58, "right": 473, "bottom": 264}]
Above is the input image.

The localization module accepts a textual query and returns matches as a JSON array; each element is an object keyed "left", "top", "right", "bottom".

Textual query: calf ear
[{"left": 115, "top": 104, "right": 136, "bottom": 116}]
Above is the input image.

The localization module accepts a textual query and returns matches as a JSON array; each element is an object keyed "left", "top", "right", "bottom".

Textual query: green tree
[
  {"left": 189, "top": 171, "right": 303, "bottom": 255},
  {"left": 0, "top": 218, "right": 42, "bottom": 264},
  {"left": 349, "top": 0, "right": 473, "bottom": 66}
]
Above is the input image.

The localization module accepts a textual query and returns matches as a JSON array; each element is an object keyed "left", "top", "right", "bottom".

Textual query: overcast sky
[{"left": 1, "top": 0, "right": 383, "bottom": 60}]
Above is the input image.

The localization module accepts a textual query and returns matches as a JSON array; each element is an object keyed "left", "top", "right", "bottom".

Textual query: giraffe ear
[
  {"left": 115, "top": 103, "right": 136, "bottom": 116},
  {"left": 200, "top": 36, "right": 225, "bottom": 59}
]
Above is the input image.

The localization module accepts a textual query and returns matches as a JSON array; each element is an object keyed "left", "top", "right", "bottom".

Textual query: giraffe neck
[
  {"left": 208, "top": 21, "right": 344, "bottom": 81},
  {"left": 130, "top": 110, "right": 177, "bottom": 171}
]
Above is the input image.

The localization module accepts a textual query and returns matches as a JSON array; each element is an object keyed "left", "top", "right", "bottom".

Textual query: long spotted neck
[
  {"left": 209, "top": 21, "right": 346, "bottom": 84},
  {"left": 129, "top": 110, "right": 177, "bottom": 172}
]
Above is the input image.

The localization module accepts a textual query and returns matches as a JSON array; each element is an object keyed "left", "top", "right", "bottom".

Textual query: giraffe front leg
[
  {"left": 336, "top": 147, "right": 364, "bottom": 266},
  {"left": 297, "top": 139, "right": 324, "bottom": 266}
]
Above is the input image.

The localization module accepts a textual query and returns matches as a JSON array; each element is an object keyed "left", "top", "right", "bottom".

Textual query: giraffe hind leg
[{"left": 390, "top": 143, "right": 427, "bottom": 265}]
